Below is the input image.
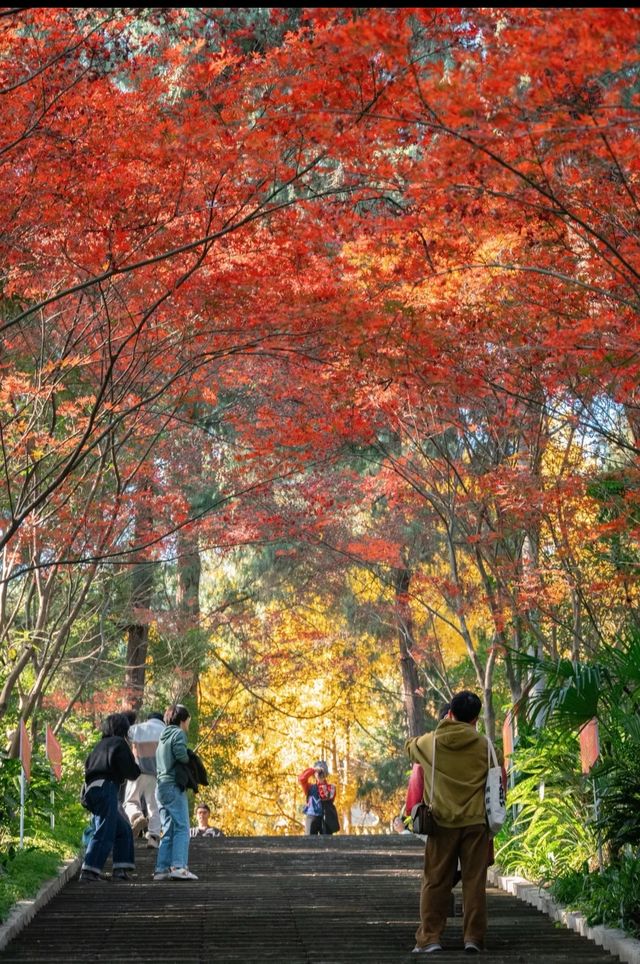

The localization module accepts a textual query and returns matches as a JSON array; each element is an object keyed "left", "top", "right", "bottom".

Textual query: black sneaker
[
  {"left": 464, "top": 942, "right": 482, "bottom": 954},
  {"left": 79, "top": 870, "right": 106, "bottom": 883},
  {"left": 112, "top": 869, "right": 133, "bottom": 880}
]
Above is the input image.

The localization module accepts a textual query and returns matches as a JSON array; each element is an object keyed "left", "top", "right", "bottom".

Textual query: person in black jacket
[{"left": 79, "top": 713, "right": 141, "bottom": 882}]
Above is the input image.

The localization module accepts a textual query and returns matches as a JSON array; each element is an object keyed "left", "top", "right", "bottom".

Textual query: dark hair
[
  {"left": 124, "top": 710, "right": 137, "bottom": 725},
  {"left": 101, "top": 712, "right": 131, "bottom": 739},
  {"left": 196, "top": 803, "right": 210, "bottom": 812},
  {"left": 164, "top": 703, "right": 190, "bottom": 727},
  {"left": 450, "top": 690, "right": 482, "bottom": 724},
  {"left": 147, "top": 712, "right": 165, "bottom": 722},
  {"left": 438, "top": 702, "right": 451, "bottom": 721}
]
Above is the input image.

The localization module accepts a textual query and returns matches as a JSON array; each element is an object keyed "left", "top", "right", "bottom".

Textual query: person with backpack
[{"left": 298, "top": 760, "right": 339, "bottom": 835}]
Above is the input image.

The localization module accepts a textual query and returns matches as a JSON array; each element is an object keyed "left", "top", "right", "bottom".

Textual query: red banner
[
  {"left": 46, "top": 724, "right": 62, "bottom": 780},
  {"left": 19, "top": 719, "right": 32, "bottom": 781},
  {"left": 502, "top": 709, "right": 514, "bottom": 765},
  {"left": 579, "top": 718, "right": 600, "bottom": 774}
]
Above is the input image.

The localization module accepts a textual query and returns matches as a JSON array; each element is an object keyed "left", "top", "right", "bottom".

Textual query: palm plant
[
  {"left": 495, "top": 730, "right": 598, "bottom": 881},
  {"left": 516, "top": 631, "right": 640, "bottom": 854}
]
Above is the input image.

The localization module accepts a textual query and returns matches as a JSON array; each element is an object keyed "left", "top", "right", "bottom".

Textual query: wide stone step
[{"left": 0, "top": 836, "right": 619, "bottom": 962}]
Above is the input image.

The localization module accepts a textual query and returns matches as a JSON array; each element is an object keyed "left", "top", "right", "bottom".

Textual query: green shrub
[
  {"left": 0, "top": 746, "right": 86, "bottom": 923},
  {"left": 495, "top": 729, "right": 598, "bottom": 882},
  {"left": 550, "top": 856, "right": 640, "bottom": 938}
]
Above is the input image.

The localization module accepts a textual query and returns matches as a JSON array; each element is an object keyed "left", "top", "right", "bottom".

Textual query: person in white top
[{"left": 124, "top": 712, "right": 166, "bottom": 848}]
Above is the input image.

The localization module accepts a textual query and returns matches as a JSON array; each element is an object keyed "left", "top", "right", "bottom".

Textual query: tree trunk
[
  {"left": 124, "top": 556, "right": 154, "bottom": 712},
  {"left": 177, "top": 525, "right": 201, "bottom": 698},
  {"left": 393, "top": 567, "right": 427, "bottom": 738}
]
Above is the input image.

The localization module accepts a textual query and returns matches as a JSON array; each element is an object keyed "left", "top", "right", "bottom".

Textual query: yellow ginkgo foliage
[{"left": 196, "top": 578, "right": 407, "bottom": 836}]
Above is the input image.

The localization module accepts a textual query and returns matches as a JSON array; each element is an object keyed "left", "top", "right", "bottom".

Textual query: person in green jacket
[
  {"left": 153, "top": 704, "right": 198, "bottom": 881},
  {"left": 406, "top": 690, "right": 492, "bottom": 955}
]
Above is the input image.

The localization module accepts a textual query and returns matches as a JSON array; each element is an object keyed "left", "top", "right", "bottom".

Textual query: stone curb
[
  {"left": 0, "top": 854, "right": 82, "bottom": 952},
  {"left": 488, "top": 867, "right": 640, "bottom": 964}
]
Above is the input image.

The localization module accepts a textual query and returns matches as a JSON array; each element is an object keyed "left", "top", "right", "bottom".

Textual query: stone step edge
[
  {"left": 487, "top": 866, "right": 640, "bottom": 964},
  {"left": 4, "top": 855, "right": 638, "bottom": 961},
  {"left": 0, "top": 854, "right": 82, "bottom": 952}
]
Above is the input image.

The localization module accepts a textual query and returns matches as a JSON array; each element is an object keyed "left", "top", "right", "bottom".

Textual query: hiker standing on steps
[
  {"left": 298, "top": 760, "right": 339, "bottom": 835},
  {"left": 79, "top": 713, "right": 140, "bottom": 883},
  {"left": 406, "top": 690, "right": 495, "bottom": 955},
  {"left": 153, "top": 704, "right": 198, "bottom": 881}
]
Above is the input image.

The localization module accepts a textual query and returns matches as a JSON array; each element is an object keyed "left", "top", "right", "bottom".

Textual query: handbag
[
  {"left": 410, "top": 734, "right": 438, "bottom": 836},
  {"left": 485, "top": 737, "right": 507, "bottom": 836},
  {"left": 321, "top": 799, "right": 340, "bottom": 834}
]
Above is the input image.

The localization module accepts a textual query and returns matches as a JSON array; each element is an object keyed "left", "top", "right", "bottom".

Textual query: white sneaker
[
  {"left": 412, "top": 946, "right": 442, "bottom": 955},
  {"left": 152, "top": 870, "right": 171, "bottom": 881},
  {"left": 146, "top": 833, "right": 160, "bottom": 849},
  {"left": 169, "top": 867, "right": 198, "bottom": 880}
]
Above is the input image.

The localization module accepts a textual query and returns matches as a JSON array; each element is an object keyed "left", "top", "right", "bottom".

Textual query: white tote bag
[{"left": 485, "top": 738, "right": 507, "bottom": 836}]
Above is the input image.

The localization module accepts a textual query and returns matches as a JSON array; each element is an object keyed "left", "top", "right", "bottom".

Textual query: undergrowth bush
[
  {"left": 550, "top": 856, "right": 640, "bottom": 938},
  {"left": 495, "top": 730, "right": 598, "bottom": 882},
  {"left": 0, "top": 737, "right": 87, "bottom": 923}
]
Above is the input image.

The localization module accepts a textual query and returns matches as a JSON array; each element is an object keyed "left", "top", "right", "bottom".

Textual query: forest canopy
[{"left": 1, "top": 6, "right": 639, "bottom": 832}]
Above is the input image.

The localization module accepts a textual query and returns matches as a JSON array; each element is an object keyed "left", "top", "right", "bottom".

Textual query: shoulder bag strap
[
  {"left": 428, "top": 735, "right": 436, "bottom": 805},
  {"left": 486, "top": 737, "right": 499, "bottom": 769}
]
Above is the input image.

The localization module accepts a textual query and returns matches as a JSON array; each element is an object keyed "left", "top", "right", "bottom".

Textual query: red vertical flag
[
  {"left": 502, "top": 710, "right": 514, "bottom": 766},
  {"left": 46, "top": 724, "right": 63, "bottom": 780},
  {"left": 19, "top": 719, "right": 32, "bottom": 781},
  {"left": 579, "top": 718, "right": 600, "bottom": 774}
]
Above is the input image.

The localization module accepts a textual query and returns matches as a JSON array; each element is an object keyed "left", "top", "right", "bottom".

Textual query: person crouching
[{"left": 80, "top": 713, "right": 140, "bottom": 882}]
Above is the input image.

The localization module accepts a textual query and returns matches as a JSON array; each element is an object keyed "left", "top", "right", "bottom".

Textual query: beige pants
[
  {"left": 415, "top": 823, "right": 490, "bottom": 949},
  {"left": 123, "top": 773, "right": 161, "bottom": 836}
]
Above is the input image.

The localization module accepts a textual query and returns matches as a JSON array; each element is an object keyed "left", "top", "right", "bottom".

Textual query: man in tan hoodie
[{"left": 406, "top": 690, "right": 491, "bottom": 955}]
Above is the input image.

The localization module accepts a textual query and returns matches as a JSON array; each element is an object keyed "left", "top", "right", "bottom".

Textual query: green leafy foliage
[
  {"left": 0, "top": 739, "right": 87, "bottom": 922},
  {"left": 515, "top": 632, "right": 640, "bottom": 853},
  {"left": 0, "top": 755, "right": 21, "bottom": 866},
  {"left": 550, "top": 857, "right": 640, "bottom": 938},
  {"left": 495, "top": 730, "right": 598, "bottom": 881}
]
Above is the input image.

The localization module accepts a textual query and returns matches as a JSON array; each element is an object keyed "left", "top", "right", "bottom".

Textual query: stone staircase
[{"left": 0, "top": 835, "right": 620, "bottom": 962}]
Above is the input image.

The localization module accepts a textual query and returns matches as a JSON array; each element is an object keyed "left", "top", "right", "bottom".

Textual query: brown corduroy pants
[{"left": 415, "top": 823, "right": 490, "bottom": 949}]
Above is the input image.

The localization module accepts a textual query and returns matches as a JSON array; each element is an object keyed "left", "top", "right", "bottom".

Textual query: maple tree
[{"left": 1, "top": 7, "right": 639, "bottom": 792}]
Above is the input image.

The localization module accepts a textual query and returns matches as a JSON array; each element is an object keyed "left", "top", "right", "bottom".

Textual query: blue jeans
[
  {"left": 82, "top": 781, "right": 135, "bottom": 873},
  {"left": 156, "top": 781, "right": 190, "bottom": 872}
]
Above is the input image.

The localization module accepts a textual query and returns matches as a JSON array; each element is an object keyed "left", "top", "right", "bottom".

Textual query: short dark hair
[
  {"left": 196, "top": 803, "right": 210, "bottom": 812},
  {"left": 164, "top": 703, "right": 190, "bottom": 727},
  {"left": 147, "top": 712, "right": 165, "bottom": 722},
  {"left": 450, "top": 690, "right": 481, "bottom": 724},
  {"left": 101, "top": 712, "right": 131, "bottom": 739}
]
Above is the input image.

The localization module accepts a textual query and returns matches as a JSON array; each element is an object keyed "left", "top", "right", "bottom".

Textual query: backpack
[{"left": 322, "top": 799, "right": 340, "bottom": 834}]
